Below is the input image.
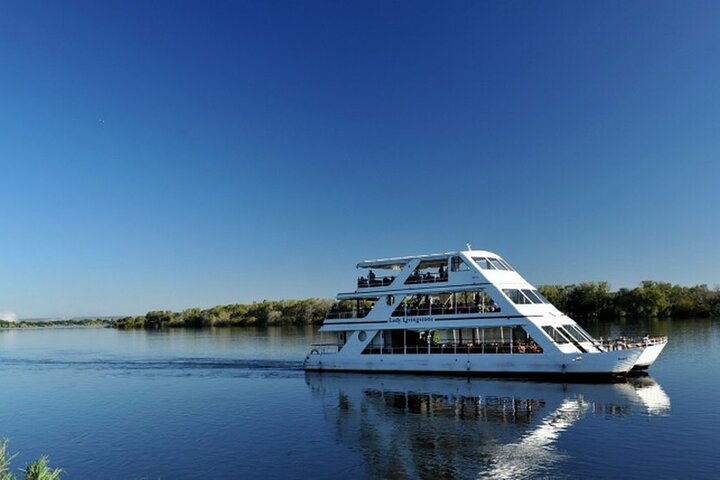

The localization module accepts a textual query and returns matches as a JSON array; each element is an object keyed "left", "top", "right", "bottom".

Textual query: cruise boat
[{"left": 303, "top": 247, "right": 667, "bottom": 378}]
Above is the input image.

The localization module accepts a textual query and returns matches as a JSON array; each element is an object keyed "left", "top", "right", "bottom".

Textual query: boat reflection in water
[{"left": 305, "top": 373, "right": 670, "bottom": 479}]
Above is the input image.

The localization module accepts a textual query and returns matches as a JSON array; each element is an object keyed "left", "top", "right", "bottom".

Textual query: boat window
[
  {"left": 503, "top": 289, "right": 534, "bottom": 305},
  {"left": 488, "top": 258, "right": 508, "bottom": 270},
  {"left": 542, "top": 326, "right": 570, "bottom": 344},
  {"left": 392, "top": 289, "right": 501, "bottom": 317},
  {"left": 456, "top": 290, "right": 501, "bottom": 313},
  {"left": 405, "top": 259, "right": 449, "bottom": 285},
  {"left": 563, "top": 324, "right": 594, "bottom": 343},
  {"left": 473, "top": 257, "right": 515, "bottom": 272},
  {"left": 572, "top": 324, "right": 597, "bottom": 342},
  {"left": 558, "top": 325, "right": 584, "bottom": 343},
  {"left": 497, "top": 258, "right": 515, "bottom": 271},
  {"left": 512, "top": 326, "right": 544, "bottom": 354},
  {"left": 361, "top": 327, "right": 543, "bottom": 355},
  {"left": 386, "top": 295, "right": 395, "bottom": 306},
  {"left": 450, "top": 256, "right": 470, "bottom": 272},
  {"left": 521, "top": 289, "right": 544, "bottom": 304},
  {"left": 357, "top": 270, "right": 395, "bottom": 288},
  {"left": 472, "top": 257, "right": 496, "bottom": 270},
  {"left": 325, "top": 298, "right": 379, "bottom": 319}
]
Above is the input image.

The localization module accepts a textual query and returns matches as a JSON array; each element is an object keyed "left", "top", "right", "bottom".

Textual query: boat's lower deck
[
  {"left": 304, "top": 347, "right": 645, "bottom": 376},
  {"left": 307, "top": 324, "right": 667, "bottom": 376}
]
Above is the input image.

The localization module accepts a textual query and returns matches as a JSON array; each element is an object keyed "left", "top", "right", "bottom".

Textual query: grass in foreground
[{"left": 0, "top": 440, "right": 62, "bottom": 480}]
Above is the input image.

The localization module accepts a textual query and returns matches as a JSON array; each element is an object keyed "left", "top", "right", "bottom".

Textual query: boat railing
[
  {"left": 308, "top": 343, "right": 340, "bottom": 355},
  {"left": 357, "top": 276, "right": 395, "bottom": 288},
  {"left": 325, "top": 310, "right": 371, "bottom": 320},
  {"left": 601, "top": 335, "right": 668, "bottom": 351},
  {"left": 390, "top": 303, "right": 501, "bottom": 317},
  {"left": 404, "top": 273, "right": 448, "bottom": 285},
  {"left": 362, "top": 342, "right": 543, "bottom": 355}
]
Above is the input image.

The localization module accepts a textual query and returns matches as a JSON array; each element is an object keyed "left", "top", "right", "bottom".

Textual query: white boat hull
[
  {"left": 632, "top": 342, "right": 667, "bottom": 370},
  {"left": 304, "top": 348, "right": 643, "bottom": 377}
]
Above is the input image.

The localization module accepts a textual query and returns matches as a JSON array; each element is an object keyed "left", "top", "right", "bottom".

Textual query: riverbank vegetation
[
  {"left": 0, "top": 318, "right": 113, "bottom": 329},
  {"left": 538, "top": 281, "right": 720, "bottom": 321},
  {"left": 0, "top": 439, "right": 62, "bottom": 480},
  {"left": 114, "top": 298, "right": 333, "bottom": 329},
  {"left": 6, "top": 282, "right": 717, "bottom": 331}
]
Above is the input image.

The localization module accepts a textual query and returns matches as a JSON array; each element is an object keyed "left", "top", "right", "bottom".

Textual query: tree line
[
  {"left": 0, "top": 318, "right": 112, "bottom": 329},
  {"left": 538, "top": 281, "right": 720, "bottom": 321},
  {"left": 114, "top": 298, "right": 334, "bottom": 329},
  {"left": 5, "top": 282, "right": 717, "bottom": 331}
]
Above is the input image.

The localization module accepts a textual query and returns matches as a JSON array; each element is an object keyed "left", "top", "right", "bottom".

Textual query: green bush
[{"left": 0, "top": 440, "right": 62, "bottom": 480}]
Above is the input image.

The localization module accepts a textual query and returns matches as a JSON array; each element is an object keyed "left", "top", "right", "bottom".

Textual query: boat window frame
[
  {"left": 563, "top": 324, "right": 596, "bottom": 343},
  {"left": 488, "top": 258, "right": 508, "bottom": 271},
  {"left": 541, "top": 325, "right": 571, "bottom": 344},
  {"left": 472, "top": 257, "right": 496, "bottom": 270},
  {"left": 450, "top": 256, "right": 471, "bottom": 272},
  {"left": 521, "top": 289, "right": 544, "bottom": 304},
  {"left": 503, "top": 288, "right": 534, "bottom": 305},
  {"left": 497, "top": 258, "right": 515, "bottom": 271}
]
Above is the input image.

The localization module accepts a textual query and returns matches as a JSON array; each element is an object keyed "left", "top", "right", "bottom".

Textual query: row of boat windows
[
  {"left": 542, "top": 324, "right": 597, "bottom": 347},
  {"left": 391, "top": 289, "right": 501, "bottom": 316},
  {"left": 326, "top": 287, "right": 549, "bottom": 320},
  {"left": 503, "top": 289, "right": 550, "bottom": 305},
  {"left": 357, "top": 326, "right": 543, "bottom": 355},
  {"left": 472, "top": 257, "right": 514, "bottom": 271}
]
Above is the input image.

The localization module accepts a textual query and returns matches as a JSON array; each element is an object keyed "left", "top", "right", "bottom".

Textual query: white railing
[{"left": 602, "top": 335, "right": 668, "bottom": 351}]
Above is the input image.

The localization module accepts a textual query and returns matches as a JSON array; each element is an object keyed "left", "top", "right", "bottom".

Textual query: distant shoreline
[
  {"left": 4, "top": 280, "right": 719, "bottom": 331},
  {"left": 0, "top": 318, "right": 114, "bottom": 329}
]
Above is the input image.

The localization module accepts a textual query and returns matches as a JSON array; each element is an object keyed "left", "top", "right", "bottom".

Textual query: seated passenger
[{"left": 408, "top": 268, "right": 420, "bottom": 284}]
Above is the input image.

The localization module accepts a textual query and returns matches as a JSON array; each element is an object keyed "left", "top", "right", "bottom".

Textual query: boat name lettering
[{"left": 388, "top": 316, "right": 435, "bottom": 324}]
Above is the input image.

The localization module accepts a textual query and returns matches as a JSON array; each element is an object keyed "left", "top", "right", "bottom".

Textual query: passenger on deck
[
  {"left": 438, "top": 264, "right": 447, "bottom": 279},
  {"left": 408, "top": 268, "right": 420, "bottom": 284},
  {"left": 487, "top": 298, "right": 497, "bottom": 312}
]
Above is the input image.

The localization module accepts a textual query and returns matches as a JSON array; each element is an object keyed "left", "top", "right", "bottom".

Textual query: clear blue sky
[{"left": 1, "top": 0, "right": 719, "bottom": 318}]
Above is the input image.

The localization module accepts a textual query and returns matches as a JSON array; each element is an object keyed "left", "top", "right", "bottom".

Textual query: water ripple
[{"left": 0, "top": 356, "right": 304, "bottom": 374}]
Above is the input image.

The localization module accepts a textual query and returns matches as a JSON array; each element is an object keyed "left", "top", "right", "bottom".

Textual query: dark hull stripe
[{"left": 303, "top": 368, "right": 635, "bottom": 383}]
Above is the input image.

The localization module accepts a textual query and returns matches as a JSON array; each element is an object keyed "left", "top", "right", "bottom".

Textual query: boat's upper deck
[
  {"left": 322, "top": 248, "right": 565, "bottom": 331},
  {"left": 352, "top": 249, "right": 528, "bottom": 294}
]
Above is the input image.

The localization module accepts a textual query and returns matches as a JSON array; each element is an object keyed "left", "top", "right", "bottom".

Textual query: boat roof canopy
[{"left": 357, "top": 250, "right": 499, "bottom": 270}]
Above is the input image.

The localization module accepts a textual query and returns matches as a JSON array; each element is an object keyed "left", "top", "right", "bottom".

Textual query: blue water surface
[{"left": 0, "top": 320, "right": 718, "bottom": 479}]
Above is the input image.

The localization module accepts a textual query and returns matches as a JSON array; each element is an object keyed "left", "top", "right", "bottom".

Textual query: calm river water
[{"left": 0, "top": 319, "right": 718, "bottom": 479}]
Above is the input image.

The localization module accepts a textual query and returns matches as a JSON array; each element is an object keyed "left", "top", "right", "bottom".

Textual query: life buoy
[{"left": 310, "top": 348, "right": 319, "bottom": 355}]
